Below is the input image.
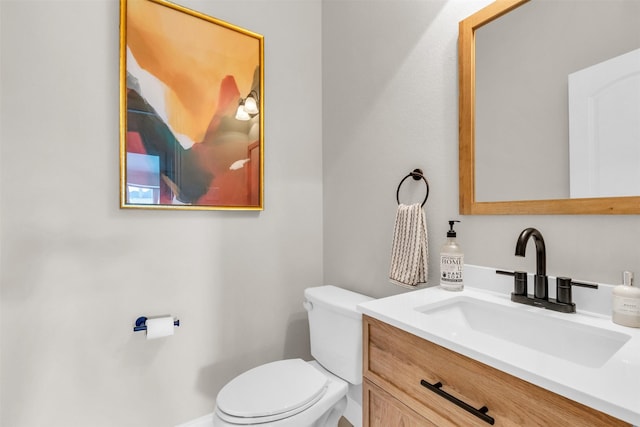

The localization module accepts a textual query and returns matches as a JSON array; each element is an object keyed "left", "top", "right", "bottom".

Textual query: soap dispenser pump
[
  {"left": 612, "top": 271, "right": 640, "bottom": 328},
  {"left": 440, "top": 220, "right": 464, "bottom": 291}
]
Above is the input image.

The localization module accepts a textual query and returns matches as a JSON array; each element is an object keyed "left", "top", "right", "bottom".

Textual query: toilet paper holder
[{"left": 133, "top": 316, "right": 180, "bottom": 332}]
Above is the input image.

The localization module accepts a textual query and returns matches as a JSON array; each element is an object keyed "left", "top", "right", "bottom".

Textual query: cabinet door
[{"left": 364, "top": 379, "right": 437, "bottom": 427}]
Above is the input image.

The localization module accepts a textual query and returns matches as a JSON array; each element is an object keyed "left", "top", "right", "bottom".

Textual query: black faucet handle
[
  {"left": 572, "top": 280, "right": 599, "bottom": 289},
  {"left": 496, "top": 270, "right": 514, "bottom": 276},
  {"left": 556, "top": 277, "right": 598, "bottom": 305},
  {"left": 496, "top": 270, "right": 528, "bottom": 296},
  {"left": 514, "top": 271, "right": 528, "bottom": 296}
]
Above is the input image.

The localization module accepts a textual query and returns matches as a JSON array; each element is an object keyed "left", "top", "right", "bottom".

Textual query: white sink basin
[{"left": 417, "top": 296, "right": 631, "bottom": 368}]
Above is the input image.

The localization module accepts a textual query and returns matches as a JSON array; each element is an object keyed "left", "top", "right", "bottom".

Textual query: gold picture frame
[{"left": 119, "top": 0, "right": 264, "bottom": 210}]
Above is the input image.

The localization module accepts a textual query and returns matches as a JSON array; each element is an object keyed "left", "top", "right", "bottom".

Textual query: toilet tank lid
[{"left": 304, "top": 286, "right": 373, "bottom": 318}]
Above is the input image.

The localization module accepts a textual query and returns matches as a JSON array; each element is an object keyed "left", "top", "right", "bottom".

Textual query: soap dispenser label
[
  {"left": 613, "top": 296, "right": 640, "bottom": 315},
  {"left": 440, "top": 254, "right": 464, "bottom": 284}
]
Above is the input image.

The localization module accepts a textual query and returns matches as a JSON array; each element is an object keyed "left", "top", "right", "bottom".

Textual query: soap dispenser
[
  {"left": 440, "top": 220, "right": 464, "bottom": 291},
  {"left": 612, "top": 271, "right": 640, "bottom": 328}
]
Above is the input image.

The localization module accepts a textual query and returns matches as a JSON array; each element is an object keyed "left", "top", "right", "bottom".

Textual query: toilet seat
[{"left": 215, "top": 359, "right": 329, "bottom": 425}]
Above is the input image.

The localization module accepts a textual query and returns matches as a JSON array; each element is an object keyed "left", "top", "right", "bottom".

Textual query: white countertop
[{"left": 358, "top": 266, "right": 640, "bottom": 425}]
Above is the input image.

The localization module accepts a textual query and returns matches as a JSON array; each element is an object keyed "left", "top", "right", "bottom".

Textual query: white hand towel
[{"left": 389, "top": 203, "right": 429, "bottom": 288}]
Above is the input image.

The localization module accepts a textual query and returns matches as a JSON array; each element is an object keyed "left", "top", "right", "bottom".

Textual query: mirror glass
[{"left": 459, "top": 0, "right": 640, "bottom": 214}]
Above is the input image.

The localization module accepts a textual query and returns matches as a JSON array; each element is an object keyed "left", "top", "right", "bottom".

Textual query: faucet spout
[
  {"left": 515, "top": 228, "right": 548, "bottom": 299},
  {"left": 515, "top": 228, "right": 546, "bottom": 276}
]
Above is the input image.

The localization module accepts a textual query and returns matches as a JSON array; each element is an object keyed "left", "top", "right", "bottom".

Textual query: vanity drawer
[
  {"left": 364, "top": 378, "right": 437, "bottom": 427},
  {"left": 363, "top": 315, "right": 630, "bottom": 427}
]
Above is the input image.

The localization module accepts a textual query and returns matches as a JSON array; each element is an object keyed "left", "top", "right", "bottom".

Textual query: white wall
[
  {"left": 0, "top": 1, "right": 322, "bottom": 426},
  {"left": 322, "top": 0, "right": 640, "bottom": 300}
]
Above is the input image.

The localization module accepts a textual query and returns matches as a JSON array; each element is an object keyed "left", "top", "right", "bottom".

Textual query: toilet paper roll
[{"left": 146, "top": 316, "right": 175, "bottom": 340}]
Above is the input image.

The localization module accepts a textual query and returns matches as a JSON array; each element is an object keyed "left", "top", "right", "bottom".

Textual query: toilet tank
[{"left": 304, "top": 286, "right": 373, "bottom": 385}]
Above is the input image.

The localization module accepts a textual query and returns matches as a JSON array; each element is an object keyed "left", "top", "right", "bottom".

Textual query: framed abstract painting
[{"left": 119, "top": 0, "right": 264, "bottom": 210}]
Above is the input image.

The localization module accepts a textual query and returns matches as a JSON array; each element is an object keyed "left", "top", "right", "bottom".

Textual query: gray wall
[
  {"left": 0, "top": 0, "right": 322, "bottom": 426},
  {"left": 322, "top": 0, "right": 640, "bottom": 299},
  {"left": 323, "top": 0, "right": 490, "bottom": 297}
]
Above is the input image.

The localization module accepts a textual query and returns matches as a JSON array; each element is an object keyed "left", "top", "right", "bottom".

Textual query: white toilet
[{"left": 213, "top": 285, "right": 373, "bottom": 427}]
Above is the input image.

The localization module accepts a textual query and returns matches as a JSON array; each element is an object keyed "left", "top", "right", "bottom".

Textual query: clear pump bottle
[
  {"left": 440, "top": 220, "right": 464, "bottom": 291},
  {"left": 612, "top": 271, "right": 640, "bottom": 328}
]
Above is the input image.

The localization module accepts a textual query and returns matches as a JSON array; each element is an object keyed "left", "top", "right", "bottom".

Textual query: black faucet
[
  {"left": 515, "top": 227, "right": 548, "bottom": 300},
  {"left": 496, "top": 227, "right": 598, "bottom": 313}
]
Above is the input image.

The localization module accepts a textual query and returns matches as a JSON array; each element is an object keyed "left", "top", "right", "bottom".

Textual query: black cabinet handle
[{"left": 420, "top": 379, "right": 495, "bottom": 425}]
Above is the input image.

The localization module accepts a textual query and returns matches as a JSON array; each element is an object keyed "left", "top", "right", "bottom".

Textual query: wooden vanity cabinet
[{"left": 362, "top": 315, "right": 630, "bottom": 427}]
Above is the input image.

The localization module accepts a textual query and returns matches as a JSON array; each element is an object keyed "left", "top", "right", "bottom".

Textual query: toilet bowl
[
  {"left": 212, "top": 286, "right": 373, "bottom": 427},
  {"left": 214, "top": 360, "right": 347, "bottom": 427}
]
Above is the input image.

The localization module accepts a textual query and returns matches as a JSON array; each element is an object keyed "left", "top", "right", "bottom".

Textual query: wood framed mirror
[{"left": 458, "top": 0, "right": 640, "bottom": 214}]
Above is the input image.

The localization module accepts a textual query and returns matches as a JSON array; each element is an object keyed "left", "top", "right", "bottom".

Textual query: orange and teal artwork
[{"left": 119, "top": 0, "right": 263, "bottom": 210}]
